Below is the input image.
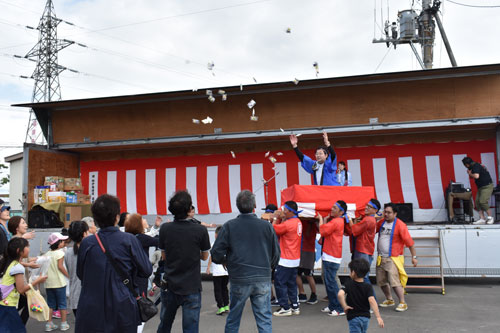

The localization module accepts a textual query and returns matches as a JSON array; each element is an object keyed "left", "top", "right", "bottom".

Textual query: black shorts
[{"left": 297, "top": 267, "right": 313, "bottom": 276}]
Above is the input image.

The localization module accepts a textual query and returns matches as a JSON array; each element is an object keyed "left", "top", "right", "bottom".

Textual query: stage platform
[
  {"left": 336, "top": 223, "right": 500, "bottom": 278},
  {"left": 27, "top": 220, "right": 500, "bottom": 278}
]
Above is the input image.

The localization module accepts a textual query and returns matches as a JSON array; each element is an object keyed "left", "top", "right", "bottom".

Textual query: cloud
[{"left": 0, "top": 0, "right": 498, "bottom": 154}]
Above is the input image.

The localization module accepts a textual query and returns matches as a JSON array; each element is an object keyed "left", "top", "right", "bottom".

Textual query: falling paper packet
[
  {"left": 253, "top": 77, "right": 257, "bottom": 83},
  {"left": 222, "top": 94, "right": 227, "bottom": 101},
  {"left": 265, "top": 151, "right": 270, "bottom": 158},
  {"left": 276, "top": 152, "right": 283, "bottom": 156},
  {"left": 218, "top": 90, "right": 225, "bottom": 95},
  {"left": 202, "top": 116, "right": 213, "bottom": 124},
  {"left": 293, "top": 78, "right": 299, "bottom": 85},
  {"left": 206, "top": 90, "right": 213, "bottom": 96},
  {"left": 269, "top": 156, "right": 277, "bottom": 163},
  {"left": 207, "top": 61, "right": 215, "bottom": 70},
  {"left": 230, "top": 151, "right": 236, "bottom": 158},
  {"left": 296, "top": 133, "right": 302, "bottom": 137},
  {"left": 208, "top": 96, "right": 215, "bottom": 103},
  {"left": 280, "top": 128, "right": 285, "bottom": 132},
  {"left": 313, "top": 62, "right": 319, "bottom": 77},
  {"left": 250, "top": 115, "right": 258, "bottom": 121},
  {"left": 286, "top": 27, "right": 291, "bottom": 33},
  {"left": 247, "top": 100, "right": 256, "bottom": 109},
  {"left": 192, "top": 119, "right": 200, "bottom": 124}
]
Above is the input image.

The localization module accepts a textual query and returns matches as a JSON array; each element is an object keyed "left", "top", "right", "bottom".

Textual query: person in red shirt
[
  {"left": 344, "top": 199, "right": 380, "bottom": 286},
  {"left": 376, "top": 203, "right": 418, "bottom": 312},
  {"left": 296, "top": 220, "right": 318, "bottom": 305},
  {"left": 317, "top": 200, "right": 347, "bottom": 317},
  {"left": 272, "top": 201, "right": 303, "bottom": 317}
]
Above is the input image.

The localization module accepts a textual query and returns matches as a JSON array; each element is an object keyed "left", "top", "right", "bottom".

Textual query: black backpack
[{"left": 27, "top": 206, "right": 63, "bottom": 228}]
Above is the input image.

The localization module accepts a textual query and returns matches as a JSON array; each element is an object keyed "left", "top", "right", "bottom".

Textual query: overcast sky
[{"left": 1, "top": 0, "right": 499, "bottom": 192}]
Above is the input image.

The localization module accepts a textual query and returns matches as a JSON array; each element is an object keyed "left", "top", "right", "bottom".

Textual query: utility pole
[
  {"left": 373, "top": 0, "right": 456, "bottom": 70},
  {"left": 420, "top": 0, "right": 435, "bottom": 69},
  {"left": 24, "top": 0, "right": 73, "bottom": 144}
]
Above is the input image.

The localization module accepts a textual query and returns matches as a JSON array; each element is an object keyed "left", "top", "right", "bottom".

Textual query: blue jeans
[
  {"left": 46, "top": 286, "right": 67, "bottom": 310},
  {"left": 157, "top": 289, "right": 201, "bottom": 333},
  {"left": 323, "top": 261, "right": 343, "bottom": 313},
  {"left": 352, "top": 251, "right": 377, "bottom": 301},
  {"left": 348, "top": 316, "right": 370, "bottom": 333},
  {"left": 274, "top": 266, "right": 298, "bottom": 310},
  {"left": 225, "top": 281, "right": 272, "bottom": 333},
  {"left": 352, "top": 251, "right": 373, "bottom": 285}
]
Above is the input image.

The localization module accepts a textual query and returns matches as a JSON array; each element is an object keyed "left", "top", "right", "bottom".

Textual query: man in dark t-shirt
[
  {"left": 338, "top": 259, "right": 384, "bottom": 333},
  {"left": 462, "top": 157, "right": 495, "bottom": 225},
  {"left": 157, "top": 191, "right": 211, "bottom": 333}
]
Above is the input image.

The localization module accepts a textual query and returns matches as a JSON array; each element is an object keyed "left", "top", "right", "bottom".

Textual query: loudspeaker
[{"left": 395, "top": 203, "right": 413, "bottom": 223}]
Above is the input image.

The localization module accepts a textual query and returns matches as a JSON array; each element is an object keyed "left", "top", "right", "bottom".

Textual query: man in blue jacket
[
  {"left": 290, "top": 132, "right": 340, "bottom": 186},
  {"left": 211, "top": 190, "right": 280, "bottom": 333}
]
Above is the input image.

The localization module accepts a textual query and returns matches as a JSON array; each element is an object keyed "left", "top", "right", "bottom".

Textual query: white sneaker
[
  {"left": 473, "top": 219, "right": 486, "bottom": 225},
  {"left": 273, "top": 307, "right": 292, "bottom": 317},
  {"left": 321, "top": 306, "right": 331, "bottom": 313},
  {"left": 486, "top": 216, "right": 494, "bottom": 224},
  {"left": 291, "top": 307, "right": 300, "bottom": 315},
  {"left": 327, "top": 310, "right": 346, "bottom": 317}
]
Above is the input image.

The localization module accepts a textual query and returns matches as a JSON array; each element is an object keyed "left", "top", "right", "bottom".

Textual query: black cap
[{"left": 262, "top": 204, "right": 278, "bottom": 213}]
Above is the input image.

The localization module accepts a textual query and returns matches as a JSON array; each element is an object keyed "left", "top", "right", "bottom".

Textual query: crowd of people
[{"left": 1, "top": 131, "right": 491, "bottom": 333}]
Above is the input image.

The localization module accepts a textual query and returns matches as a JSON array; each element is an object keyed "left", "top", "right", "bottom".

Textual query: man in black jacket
[{"left": 211, "top": 190, "right": 280, "bottom": 333}]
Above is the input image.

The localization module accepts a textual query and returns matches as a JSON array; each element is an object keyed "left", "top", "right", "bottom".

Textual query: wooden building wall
[
  {"left": 50, "top": 74, "right": 500, "bottom": 145},
  {"left": 27, "top": 148, "right": 79, "bottom": 210},
  {"left": 78, "top": 128, "right": 495, "bottom": 162}
]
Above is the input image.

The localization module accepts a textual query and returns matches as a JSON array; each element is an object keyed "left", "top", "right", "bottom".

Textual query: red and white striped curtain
[{"left": 81, "top": 139, "right": 497, "bottom": 217}]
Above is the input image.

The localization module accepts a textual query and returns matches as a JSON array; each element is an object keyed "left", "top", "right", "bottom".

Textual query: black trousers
[{"left": 213, "top": 276, "right": 229, "bottom": 308}]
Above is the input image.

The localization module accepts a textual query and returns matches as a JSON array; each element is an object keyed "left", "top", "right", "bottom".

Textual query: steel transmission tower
[{"left": 24, "top": 0, "right": 73, "bottom": 143}]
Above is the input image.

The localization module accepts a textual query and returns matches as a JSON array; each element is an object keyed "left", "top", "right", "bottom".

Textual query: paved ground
[{"left": 27, "top": 278, "right": 500, "bottom": 332}]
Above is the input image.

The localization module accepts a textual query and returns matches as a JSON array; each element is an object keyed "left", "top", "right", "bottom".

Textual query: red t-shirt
[
  {"left": 319, "top": 217, "right": 344, "bottom": 262},
  {"left": 274, "top": 217, "right": 302, "bottom": 267},
  {"left": 346, "top": 215, "right": 377, "bottom": 255}
]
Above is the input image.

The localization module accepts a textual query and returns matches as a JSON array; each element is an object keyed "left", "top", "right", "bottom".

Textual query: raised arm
[
  {"left": 323, "top": 132, "right": 336, "bottom": 162},
  {"left": 290, "top": 134, "right": 305, "bottom": 162}
]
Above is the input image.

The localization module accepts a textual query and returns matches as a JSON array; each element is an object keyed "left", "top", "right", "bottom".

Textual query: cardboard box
[
  {"left": 64, "top": 206, "right": 82, "bottom": 228},
  {"left": 77, "top": 193, "right": 91, "bottom": 204},
  {"left": 64, "top": 178, "right": 82, "bottom": 191},
  {"left": 66, "top": 192, "right": 77, "bottom": 203},
  {"left": 44, "top": 176, "right": 65, "bottom": 191},
  {"left": 47, "top": 191, "right": 66, "bottom": 203},
  {"left": 34, "top": 186, "right": 49, "bottom": 204}
]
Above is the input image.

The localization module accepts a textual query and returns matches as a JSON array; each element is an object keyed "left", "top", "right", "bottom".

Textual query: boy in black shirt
[{"left": 338, "top": 259, "right": 384, "bottom": 333}]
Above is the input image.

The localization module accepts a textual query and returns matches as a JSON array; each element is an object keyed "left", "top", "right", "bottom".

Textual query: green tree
[{"left": 0, "top": 164, "right": 9, "bottom": 186}]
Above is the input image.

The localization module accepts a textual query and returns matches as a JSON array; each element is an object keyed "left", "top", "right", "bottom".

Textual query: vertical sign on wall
[{"left": 89, "top": 171, "right": 98, "bottom": 203}]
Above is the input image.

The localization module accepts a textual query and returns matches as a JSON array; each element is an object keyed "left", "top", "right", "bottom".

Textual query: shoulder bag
[{"left": 95, "top": 233, "right": 158, "bottom": 322}]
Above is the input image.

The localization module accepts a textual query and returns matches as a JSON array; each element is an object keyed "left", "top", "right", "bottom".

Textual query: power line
[
  {"left": 444, "top": 0, "right": 500, "bottom": 8},
  {"left": 1, "top": 2, "right": 261, "bottom": 83},
  {"left": 76, "top": 43, "right": 223, "bottom": 84},
  {"left": 374, "top": 47, "right": 392, "bottom": 73},
  {"left": 67, "top": 0, "right": 272, "bottom": 34},
  {"left": 61, "top": 27, "right": 254, "bottom": 82},
  {"left": 0, "top": 0, "right": 41, "bottom": 15},
  {"left": 2, "top": 51, "right": 160, "bottom": 92}
]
